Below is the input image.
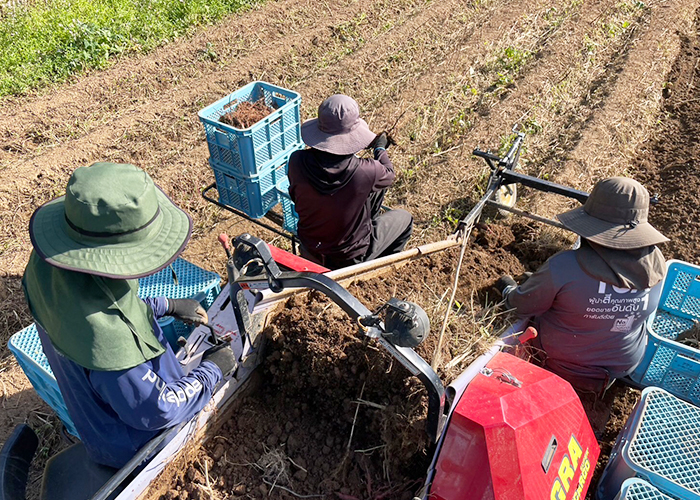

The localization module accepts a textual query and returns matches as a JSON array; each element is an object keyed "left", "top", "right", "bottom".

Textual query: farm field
[{"left": 1, "top": 0, "right": 700, "bottom": 498}]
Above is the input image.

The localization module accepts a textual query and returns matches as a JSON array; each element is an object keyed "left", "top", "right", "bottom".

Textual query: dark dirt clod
[
  {"left": 154, "top": 228, "right": 537, "bottom": 500},
  {"left": 219, "top": 99, "right": 275, "bottom": 129}
]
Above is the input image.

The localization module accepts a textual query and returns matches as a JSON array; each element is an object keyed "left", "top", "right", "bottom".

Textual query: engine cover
[{"left": 430, "top": 352, "right": 599, "bottom": 500}]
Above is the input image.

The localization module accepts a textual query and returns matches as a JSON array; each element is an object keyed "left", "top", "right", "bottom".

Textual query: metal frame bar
[
  {"left": 202, "top": 182, "right": 298, "bottom": 254},
  {"left": 485, "top": 200, "right": 566, "bottom": 229},
  {"left": 498, "top": 170, "right": 589, "bottom": 204}
]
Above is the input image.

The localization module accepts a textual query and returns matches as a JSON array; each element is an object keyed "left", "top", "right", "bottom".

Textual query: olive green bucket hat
[
  {"left": 557, "top": 177, "right": 668, "bottom": 250},
  {"left": 29, "top": 162, "right": 192, "bottom": 279}
]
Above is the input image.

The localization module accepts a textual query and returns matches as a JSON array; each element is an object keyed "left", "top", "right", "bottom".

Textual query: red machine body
[{"left": 430, "top": 352, "right": 599, "bottom": 500}]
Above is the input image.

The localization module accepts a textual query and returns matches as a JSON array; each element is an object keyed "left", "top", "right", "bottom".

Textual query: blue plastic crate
[
  {"left": 616, "top": 478, "right": 674, "bottom": 500},
  {"left": 630, "top": 261, "right": 700, "bottom": 404},
  {"left": 198, "top": 81, "right": 302, "bottom": 177},
  {"left": 212, "top": 145, "right": 302, "bottom": 218},
  {"left": 8, "top": 324, "right": 80, "bottom": 438},
  {"left": 597, "top": 387, "right": 700, "bottom": 500},
  {"left": 276, "top": 179, "right": 298, "bottom": 235},
  {"left": 7, "top": 258, "right": 221, "bottom": 438},
  {"left": 138, "top": 257, "right": 222, "bottom": 349}
]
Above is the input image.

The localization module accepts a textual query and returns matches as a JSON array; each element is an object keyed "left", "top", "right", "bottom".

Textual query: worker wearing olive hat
[
  {"left": 22, "top": 162, "right": 236, "bottom": 469},
  {"left": 496, "top": 177, "right": 668, "bottom": 393},
  {"left": 288, "top": 94, "right": 413, "bottom": 270}
]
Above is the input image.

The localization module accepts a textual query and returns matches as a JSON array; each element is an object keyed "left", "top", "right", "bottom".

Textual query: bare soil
[{"left": 1, "top": 0, "right": 700, "bottom": 498}]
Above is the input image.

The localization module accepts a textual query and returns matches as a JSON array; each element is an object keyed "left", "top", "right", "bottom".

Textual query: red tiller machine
[{"left": 426, "top": 352, "right": 600, "bottom": 500}]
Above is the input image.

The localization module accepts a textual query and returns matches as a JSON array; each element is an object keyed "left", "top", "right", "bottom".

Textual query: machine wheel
[{"left": 495, "top": 183, "right": 517, "bottom": 216}]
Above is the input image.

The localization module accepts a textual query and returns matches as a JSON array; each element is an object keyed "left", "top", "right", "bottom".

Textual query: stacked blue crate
[
  {"left": 629, "top": 260, "right": 700, "bottom": 405},
  {"left": 7, "top": 257, "right": 221, "bottom": 438},
  {"left": 597, "top": 387, "right": 700, "bottom": 500},
  {"left": 8, "top": 324, "right": 79, "bottom": 438},
  {"left": 138, "top": 257, "right": 221, "bottom": 349},
  {"left": 276, "top": 178, "right": 298, "bottom": 235},
  {"left": 616, "top": 479, "right": 674, "bottom": 500},
  {"left": 198, "top": 81, "right": 304, "bottom": 219}
]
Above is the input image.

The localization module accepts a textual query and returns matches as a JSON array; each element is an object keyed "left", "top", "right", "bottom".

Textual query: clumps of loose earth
[
  {"left": 219, "top": 99, "right": 275, "bottom": 129},
  {"left": 153, "top": 223, "right": 535, "bottom": 500}
]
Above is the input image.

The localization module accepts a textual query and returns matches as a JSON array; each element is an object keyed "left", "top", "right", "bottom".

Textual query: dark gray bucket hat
[
  {"left": 28, "top": 162, "right": 192, "bottom": 279},
  {"left": 301, "top": 94, "right": 376, "bottom": 155},
  {"left": 557, "top": 177, "right": 668, "bottom": 249}
]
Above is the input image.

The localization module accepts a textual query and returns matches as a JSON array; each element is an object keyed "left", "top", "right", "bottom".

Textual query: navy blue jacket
[{"left": 37, "top": 297, "right": 222, "bottom": 468}]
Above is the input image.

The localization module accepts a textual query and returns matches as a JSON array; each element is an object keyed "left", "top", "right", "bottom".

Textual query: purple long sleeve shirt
[{"left": 288, "top": 148, "right": 395, "bottom": 261}]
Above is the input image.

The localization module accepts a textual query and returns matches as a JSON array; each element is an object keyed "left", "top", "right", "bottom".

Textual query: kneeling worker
[
  {"left": 22, "top": 162, "right": 236, "bottom": 469},
  {"left": 496, "top": 177, "right": 668, "bottom": 392},
  {"left": 288, "top": 94, "right": 413, "bottom": 270}
]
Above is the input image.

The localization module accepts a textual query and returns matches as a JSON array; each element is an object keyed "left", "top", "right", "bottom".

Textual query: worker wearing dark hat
[
  {"left": 22, "top": 162, "right": 236, "bottom": 469},
  {"left": 288, "top": 94, "right": 413, "bottom": 270},
  {"left": 496, "top": 177, "right": 668, "bottom": 392}
]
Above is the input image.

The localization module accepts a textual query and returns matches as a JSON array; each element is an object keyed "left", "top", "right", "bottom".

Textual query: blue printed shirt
[{"left": 36, "top": 297, "right": 222, "bottom": 468}]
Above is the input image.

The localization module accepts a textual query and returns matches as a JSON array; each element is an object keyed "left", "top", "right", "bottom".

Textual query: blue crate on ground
[
  {"left": 137, "top": 257, "right": 222, "bottom": 349},
  {"left": 199, "top": 81, "right": 302, "bottom": 178},
  {"left": 7, "top": 258, "right": 221, "bottom": 438},
  {"left": 8, "top": 324, "right": 80, "bottom": 438},
  {"left": 629, "top": 261, "right": 700, "bottom": 404},
  {"left": 597, "top": 387, "right": 700, "bottom": 500},
  {"left": 616, "top": 479, "right": 674, "bottom": 500},
  {"left": 212, "top": 145, "right": 302, "bottom": 218},
  {"left": 276, "top": 178, "right": 298, "bottom": 235}
]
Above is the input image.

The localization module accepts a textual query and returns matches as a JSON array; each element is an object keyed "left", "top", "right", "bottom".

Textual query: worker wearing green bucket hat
[{"left": 22, "top": 162, "right": 236, "bottom": 470}]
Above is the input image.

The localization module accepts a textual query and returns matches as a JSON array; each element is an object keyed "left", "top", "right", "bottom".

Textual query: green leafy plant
[{"left": 0, "top": 0, "right": 261, "bottom": 97}]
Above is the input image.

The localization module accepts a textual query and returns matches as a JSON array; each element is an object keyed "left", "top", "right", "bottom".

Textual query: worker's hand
[
  {"left": 371, "top": 132, "right": 389, "bottom": 150},
  {"left": 202, "top": 343, "right": 236, "bottom": 377},
  {"left": 515, "top": 271, "right": 533, "bottom": 284},
  {"left": 166, "top": 298, "right": 208, "bottom": 325},
  {"left": 495, "top": 275, "right": 517, "bottom": 297}
]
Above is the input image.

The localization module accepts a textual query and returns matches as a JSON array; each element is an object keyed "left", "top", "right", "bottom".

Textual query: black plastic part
[
  {"left": 383, "top": 298, "right": 430, "bottom": 347},
  {"left": 0, "top": 424, "right": 38, "bottom": 500},
  {"left": 40, "top": 443, "right": 120, "bottom": 500},
  {"left": 88, "top": 423, "right": 184, "bottom": 500},
  {"left": 499, "top": 170, "right": 589, "bottom": 204},
  {"left": 232, "top": 234, "right": 283, "bottom": 292}
]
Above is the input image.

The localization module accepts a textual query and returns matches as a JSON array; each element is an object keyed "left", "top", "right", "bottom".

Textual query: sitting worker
[
  {"left": 22, "top": 162, "right": 236, "bottom": 469},
  {"left": 288, "top": 94, "right": 413, "bottom": 270},
  {"left": 496, "top": 177, "right": 668, "bottom": 393}
]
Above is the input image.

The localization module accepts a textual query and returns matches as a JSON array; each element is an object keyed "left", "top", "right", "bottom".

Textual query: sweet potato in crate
[{"left": 198, "top": 81, "right": 302, "bottom": 178}]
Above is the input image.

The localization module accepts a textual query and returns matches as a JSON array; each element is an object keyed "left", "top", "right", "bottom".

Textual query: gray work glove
[
  {"left": 495, "top": 275, "right": 517, "bottom": 298},
  {"left": 516, "top": 271, "right": 533, "bottom": 283},
  {"left": 371, "top": 132, "right": 389, "bottom": 150},
  {"left": 166, "top": 298, "right": 208, "bottom": 325},
  {"left": 202, "top": 343, "right": 236, "bottom": 377}
]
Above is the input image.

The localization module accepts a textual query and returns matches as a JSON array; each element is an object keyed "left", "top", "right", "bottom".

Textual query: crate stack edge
[
  {"left": 198, "top": 81, "right": 304, "bottom": 219},
  {"left": 630, "top": 260, "right": 700, "bottom": 406}
]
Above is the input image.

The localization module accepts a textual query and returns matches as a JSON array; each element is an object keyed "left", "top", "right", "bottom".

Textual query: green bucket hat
[{"left": 29, "top": 162, "right": 192, "bottom": 279}]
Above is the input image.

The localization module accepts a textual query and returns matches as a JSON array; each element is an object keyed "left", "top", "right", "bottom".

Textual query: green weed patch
[{"left": 0, "top": 0, "right": 261, "bottom": 97}]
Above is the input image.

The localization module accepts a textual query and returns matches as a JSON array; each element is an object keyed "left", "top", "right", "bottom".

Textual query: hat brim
[
  {"left": 557, "top": 206, "right": 669, "bottom": 249},
  {"left": 301, "top": 117, "right": 376, "bottom": 155},
  {"left": 29, "top": 187, "right": 192, "bottom": 279}
]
